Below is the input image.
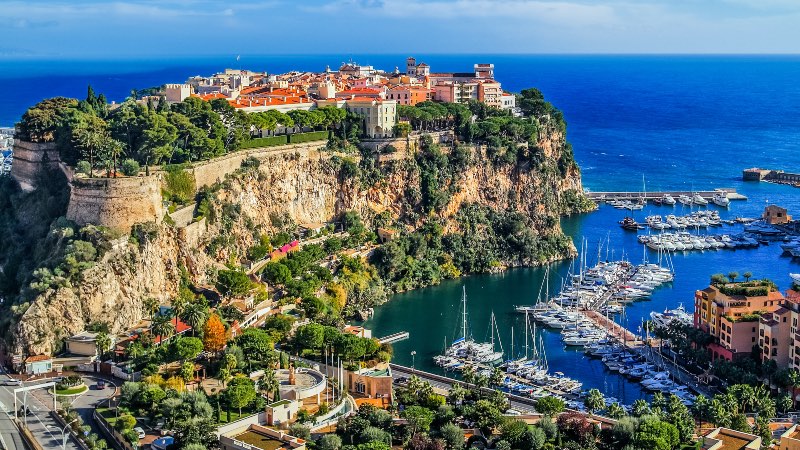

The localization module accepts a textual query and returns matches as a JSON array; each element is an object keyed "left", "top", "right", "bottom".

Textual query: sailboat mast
[
  {"left": 461, "top": 286, "right": 468, "bottom": 341},
  {"left": 524, "top": 312, "right": 529, "bottom": 359}
]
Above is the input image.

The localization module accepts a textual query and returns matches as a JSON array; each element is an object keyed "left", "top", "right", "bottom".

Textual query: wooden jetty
[
  {"left": 377, "top": 331, "right": 409, "bottom": 344},
  {"left": 585, "top": 188, "right": 747, "bottom": 202}
]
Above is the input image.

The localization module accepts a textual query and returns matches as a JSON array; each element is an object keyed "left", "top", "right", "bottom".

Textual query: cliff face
[
  {"left": 10, "top": 127, "right": 587, "bottom": 356},
  {"left": 12, "top": 230, "right": 187, "bottom": 355}
]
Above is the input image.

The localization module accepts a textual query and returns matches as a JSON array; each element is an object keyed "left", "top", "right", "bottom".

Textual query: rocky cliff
[{"left": 7, "top": 125, "right": 590, "bottom": 356}]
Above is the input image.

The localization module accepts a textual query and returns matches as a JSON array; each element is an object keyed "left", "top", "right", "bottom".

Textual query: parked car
[
  {"left": 393, "top": 376, "right": 409, "bottom": 385},
  {"left": 3, "top": 379, "right": 22, "bottom": 386},
  {"left": 95, "top": 380, "right": 106, "bottom": 390},
  {"left": 133, "top": 427, "right": 146, "bottom": 439}
]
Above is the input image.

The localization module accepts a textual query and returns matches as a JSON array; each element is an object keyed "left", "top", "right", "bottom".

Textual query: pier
[
  {"left": 585, "top": 188, "right": 747, "bottom": 201},
  {"left": 377, "top": 331, "right": 409, "bottom": 344},
  {"left": 743, "top": 167, "right": 800, "bottom": 186}
]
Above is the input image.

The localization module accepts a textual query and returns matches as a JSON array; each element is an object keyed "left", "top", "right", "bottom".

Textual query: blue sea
[{"left": 4, "top": 55, "right": 800, "bottom": 404}]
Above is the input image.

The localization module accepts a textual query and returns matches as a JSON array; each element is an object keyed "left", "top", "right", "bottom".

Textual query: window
[
  {"left": 773, "top": 348, "right": 778, "bottom": 356},
  {"left": 355, "top": 381, "right": 365, "bottom": 394}
]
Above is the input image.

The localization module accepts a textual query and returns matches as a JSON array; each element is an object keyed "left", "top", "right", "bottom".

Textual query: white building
[
  {"left": 345, "top": 98, "right": 397, "bottom": 138},
  {"left": 164, "top": 84, "right": 192, "bottom": 103}
]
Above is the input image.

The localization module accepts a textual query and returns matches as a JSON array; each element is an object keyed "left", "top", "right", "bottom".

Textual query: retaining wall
[
  {"left": 188, "top": 140, "right": 328, "bottom": 189},
  {"left": 66, "top": 175, "right": 164, "bottom": 232}
]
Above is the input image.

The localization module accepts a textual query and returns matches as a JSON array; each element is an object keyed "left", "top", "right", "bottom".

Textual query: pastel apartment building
[
  {"left": 701, "top": 427, "right": 761, "bottom": 450},
  {"left": 694, "top": 282, "right": 784, "bottom": 361},
  {"left": 387, "top": 85, "right": 431, "bottom": 105}
]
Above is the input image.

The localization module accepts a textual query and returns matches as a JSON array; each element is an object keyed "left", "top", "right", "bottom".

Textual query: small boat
[
  {"left": 678, "top": 195, "right": 692, "bottom": 206},
  {"left": 619, "top": 217, "right": 643, "bottom": 231},
  {"left": 662, "top": 194, "right": 676, "bottom": 206},
  {"left": 712, "top": 192, "right": 730, "bottom": 208},
  {"left": 692, "top": 193, "right": 708, "bottom": 205}
]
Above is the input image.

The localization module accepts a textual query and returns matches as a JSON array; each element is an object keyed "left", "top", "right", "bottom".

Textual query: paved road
[
  {"left": 0, "top": 369, "right": 116, "bottom": 450},
  {"left": 389, "top": 365, "right": 538, "bottom": 414}
]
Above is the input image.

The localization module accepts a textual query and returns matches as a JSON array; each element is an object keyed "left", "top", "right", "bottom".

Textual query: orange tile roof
[{"left": 26, "top": 355, "right": 52, "bottom": 363}]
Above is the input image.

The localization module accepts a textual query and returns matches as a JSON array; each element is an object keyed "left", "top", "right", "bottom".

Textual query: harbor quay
[{"left": 585, "top": 187, "right": 747, "bottom": 202}]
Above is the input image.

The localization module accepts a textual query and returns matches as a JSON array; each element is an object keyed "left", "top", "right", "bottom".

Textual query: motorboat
[
  {"left": 678, "top": 195, "right": 692, "bottom": 206},
  {"left": 662, "top": 194, "right": 676, "bottom": 205},
  {"left": 712, "top": 192, "right": 730, "bottom": 207},
  {"left": 692, "top": 193, "right": 708, "bottom": 205},
  {"left": 619, "top": 217, "right": 643, "bottom": 231}
]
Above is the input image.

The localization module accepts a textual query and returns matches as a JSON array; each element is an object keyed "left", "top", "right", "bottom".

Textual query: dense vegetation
[{"left": 14, "top": 87, "right": 347, "bottom": 177}]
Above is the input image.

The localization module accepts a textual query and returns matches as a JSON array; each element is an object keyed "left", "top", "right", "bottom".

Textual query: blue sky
[{"left": 3, "top": 0, "right": 800, "bottom": 58}]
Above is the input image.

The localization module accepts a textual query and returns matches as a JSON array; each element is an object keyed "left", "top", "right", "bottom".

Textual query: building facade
[
  {"left": 694, "top": 283, "right": 785, "bottom": 361},
  {"left": 345, "top": 98, "right": 397, "bottom": 138}
]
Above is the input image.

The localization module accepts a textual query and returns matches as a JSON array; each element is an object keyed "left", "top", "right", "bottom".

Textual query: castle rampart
[{"left": 66, "top": 175, "right": 164, "bottom": 232}]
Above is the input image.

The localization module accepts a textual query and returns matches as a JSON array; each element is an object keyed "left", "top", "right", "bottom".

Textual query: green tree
[
  {"left": 263, "top": 262, "right": 292, "bottom": 286},
  {"left": 181, "top": 361, "right": 195, "bottom": 382},
  {"left": 439, "top": 423, "right": 464, "bottom": 450},
  {"left": 743, "top": 271, "right": 753, "bottom": 282},
  {"left": 224, "top": 376, "right": 257, "bottom": 415},
  {"left": 317, "top": 434, "right": 343, "bottom": 450},
  {"left": 295, "top": 323, "right": 325, "bottom": 352},
  {"left": 535, "top": 396, "right": 565, "bottom": 417},
  {"left": 401, "top": 405, "right": 434, "bottom": 434},
  {"left": 216, "top": 269, "right": 253, "bottom": 297},
  {"left": 289, "top": 422, "right": 312, "bottom": 440},
  {"left": 235, "top": 328, "right": 276, "bottom": 367},
  {"left": 728, "top": 271, "right": 740, "bottom": 283},
  {"left": 173, "top": 336, "right": 204, "bottom": 362}
]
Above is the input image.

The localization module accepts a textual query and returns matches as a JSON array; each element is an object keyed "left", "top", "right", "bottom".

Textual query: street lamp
[
  {"left": 410, "top": 351, "right": 416, "bottom": 375},
  {"left": 48, "top": 418, "right": 77, "bottom": 450}
]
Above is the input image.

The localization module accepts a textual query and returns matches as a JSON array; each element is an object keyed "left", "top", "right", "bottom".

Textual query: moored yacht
[{"left": 712, "top": 192, "right": 730, "bottom": 207}]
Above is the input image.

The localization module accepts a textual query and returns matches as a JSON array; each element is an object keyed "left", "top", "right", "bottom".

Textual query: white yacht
[
  {"left": 692, "top": 194, "right": 708, "bottom": 205},
  {"left": 712, "top": 192, "right": 730, "bottom": 207},
  {"left": 678, "top": 195, "right": 693, "bottom": 206},
  {"left": 662, "top": 194, "right": 676, "bottom": 205}
]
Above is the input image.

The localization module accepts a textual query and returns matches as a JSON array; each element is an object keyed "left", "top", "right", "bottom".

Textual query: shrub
[
  {"left": 115, "top": 414, "right": 136, "bottom": 431},
  {"left": 119, "top": 159, "right": 140, "bottom": 176},
  {"left": 288, "top": 131, "right": 329, "bottom": 144},
  {"left": 241, "top": 135, "right": 287, "bottom": 149},
  {"left": 76, "top": 160, "right": 92, "bottom": 176},
  {"left": 162, "top": 165, "right": 196, "bottom": 204}
]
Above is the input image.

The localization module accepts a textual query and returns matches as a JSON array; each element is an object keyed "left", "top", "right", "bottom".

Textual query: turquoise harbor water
[{"left": 3, "top": 55, "right": 800, "bottom": 404}]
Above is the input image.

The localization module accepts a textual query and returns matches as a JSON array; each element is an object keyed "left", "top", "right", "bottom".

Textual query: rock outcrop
[{"left": 9, "top": 127, "right": 588, "bottom": 356}]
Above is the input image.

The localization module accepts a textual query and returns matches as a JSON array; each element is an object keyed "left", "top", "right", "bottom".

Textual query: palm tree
[
  {"left": 606, "top": 402, "right": 626, "bottom": 419},
  {"left": 95, "top": 332, "right": 112, "bottom": 358},
  {"left": 259, "top": 369, "right": 280, "bottom": 400},
  {"left": 743, "top": 271, "right": 753, "bottom": 282},
  {"left": 143, "top": 297, "right": 159, "bottom": 321},
  {"left": 462, "top": 366, "right": 476, "bottom": 386},
  {"left": 181, "top": 302, "right": 207, "bottom": 337},
  {"left": 693, "top": 394, "right": 711, "bottom": 425},
  {"left": 728, "top": 271, "right": 739, "bottom": 283},
  {"left": 151, "top": 315, "right": 175, "bottom": 343},
  {"left": 584, "top": 389, "right": 605, "bottom": 416},
  {"left": 171, "top": 296, "right": 188, "bottom": 331}
]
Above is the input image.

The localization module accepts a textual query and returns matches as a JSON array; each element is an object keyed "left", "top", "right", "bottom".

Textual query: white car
[{"left": 133, "top": 427, "right": 146, "bottom": 439}]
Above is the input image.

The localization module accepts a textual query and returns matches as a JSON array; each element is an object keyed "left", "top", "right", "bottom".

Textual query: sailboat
[{"left": 436, "top": 287, "right": 503, "bottom": 365}]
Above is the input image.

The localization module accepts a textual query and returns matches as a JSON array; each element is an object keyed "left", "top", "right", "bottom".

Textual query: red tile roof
[{"left": 26, "top": 355, "right": 52, "bottom": 363}]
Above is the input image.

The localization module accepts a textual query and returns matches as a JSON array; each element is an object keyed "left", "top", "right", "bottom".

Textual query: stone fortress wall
[
  {"left": 10, "top": 139, "right": 62, "bottom": 192},
  {"left": 65, "top": 175, "right": 165, "bottom": 231},
  {"left": 11, "top": 138, "right": 332, "bottom": 232}
]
